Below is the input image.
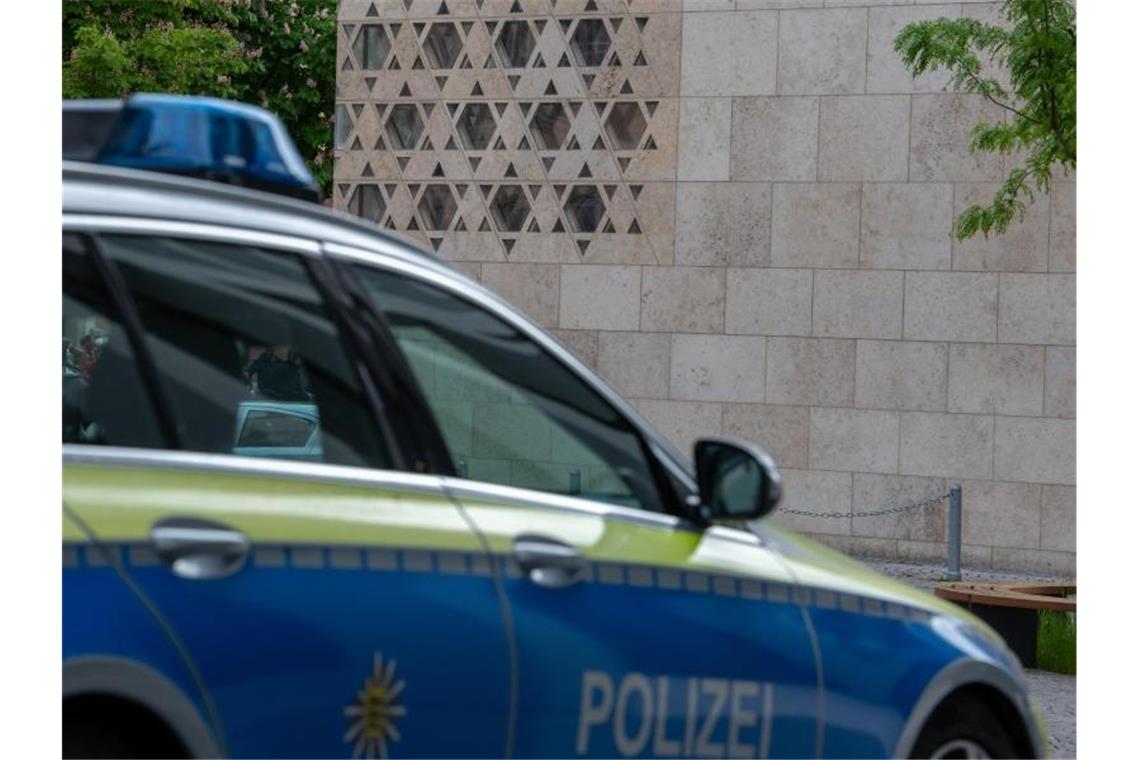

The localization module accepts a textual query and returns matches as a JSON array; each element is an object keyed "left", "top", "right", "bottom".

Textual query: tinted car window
[
  {"left": 62, "top": 234, "right": 164, "bottom": 447},
  {"left": 101, "top": 235, "right": 389, "bottom": 469},
  {"left": 355, "top": 266, "right": 662, "bottom": 511}
]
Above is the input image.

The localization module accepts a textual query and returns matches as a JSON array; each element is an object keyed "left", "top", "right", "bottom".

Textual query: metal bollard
[{"left": 946, "top": 486, "right": 962, "bottom": 581}]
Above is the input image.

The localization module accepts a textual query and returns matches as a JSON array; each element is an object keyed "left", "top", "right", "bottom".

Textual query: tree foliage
[
  {"left": 895, "top": 0, "right": 1075, "bottom": 240},
  {"left": 63, "top": 0, "right": 336, "bottom": 193}
]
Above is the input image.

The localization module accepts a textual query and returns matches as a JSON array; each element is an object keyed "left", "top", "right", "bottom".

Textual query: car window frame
[
  {"left": 322, "top": 240, "right": 698, "bottom": 518},
  {"left": 61, "top": 214, "right": 433, "bottom": 474}
]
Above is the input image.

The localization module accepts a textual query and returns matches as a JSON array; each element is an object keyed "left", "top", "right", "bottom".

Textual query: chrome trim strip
[
  {"left": 891, "top": 657, "right": 1043, "bottom": 759},
  {"left": 63, "top": 214, "right": 323, "bottom": 255},
  {"left": 63, "top": 444, "right": 447, "bottom": 497},
  {"left": 63, "top": 656, "right": 222, "bottom": 759},
  {"left": 323, "top": 241, "right": 698, "bottom": 493},
  {"left": 438, "top": 476, "right": 684, "bottom": 532}
]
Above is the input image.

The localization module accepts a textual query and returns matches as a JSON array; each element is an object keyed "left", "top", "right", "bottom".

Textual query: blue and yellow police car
[{"left": 62, "top": 95, "right": 1046, "bottom": 759}]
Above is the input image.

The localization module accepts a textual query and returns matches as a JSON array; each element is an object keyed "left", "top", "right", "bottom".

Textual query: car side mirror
[{"left": 693, "top": 437, "right": 782, "bottom": 523}]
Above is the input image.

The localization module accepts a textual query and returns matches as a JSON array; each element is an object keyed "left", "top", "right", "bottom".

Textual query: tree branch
[{"left": 963, "top": 70, "right": 1038, "bottom": 124}]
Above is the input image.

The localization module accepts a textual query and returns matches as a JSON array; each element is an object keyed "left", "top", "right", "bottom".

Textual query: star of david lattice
[{"left": 333, "top": 0, "right": 679, "bottom": 264}]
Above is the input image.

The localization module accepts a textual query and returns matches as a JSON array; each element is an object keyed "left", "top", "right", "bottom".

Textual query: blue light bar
[{"left": 79, "top": 94, "right": 321, "bottom": 203}]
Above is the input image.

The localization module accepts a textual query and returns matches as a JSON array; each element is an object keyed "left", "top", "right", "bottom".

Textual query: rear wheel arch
[
  {"left": 63, "top": 656, "right": 221, "bottom": 759},
  {"left": 893, "top": 659, "right": 1042, "bottom": 759}
]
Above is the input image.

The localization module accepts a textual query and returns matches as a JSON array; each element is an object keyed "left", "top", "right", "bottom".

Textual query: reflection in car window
[
  {"left": 355, "top": 266, "right": 662, "bottom": 511},
  {"left": 100, "top": 235, "right": 390, "bottom": 469},
  {"left": 62, "top": 234, "right": 164, "bottom": 447},
  {"left": 237, "top": 407, "right": 317, "bottom": 448}
]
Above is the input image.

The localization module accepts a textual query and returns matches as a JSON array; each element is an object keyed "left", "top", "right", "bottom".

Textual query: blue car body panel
[
  {"left": 62, "top": 546, "right": 215, "bottom": 743},
  {"left": 65, "top": 544, "right": 512, "bottom": 758}
]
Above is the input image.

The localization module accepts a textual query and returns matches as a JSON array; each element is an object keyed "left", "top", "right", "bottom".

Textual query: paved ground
[{"left": 864, "top": 560, "right": 1076, "bottom": 758}]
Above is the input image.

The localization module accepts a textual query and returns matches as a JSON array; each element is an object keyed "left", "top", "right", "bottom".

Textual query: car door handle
[
  {"left": 150, "top": 517, "right": 250, "bottom": 580},
  {"left": 512, "top": 534, "right": 586, "bottom": 589}
]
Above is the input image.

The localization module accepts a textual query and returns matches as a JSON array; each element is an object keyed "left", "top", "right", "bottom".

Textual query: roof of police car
[{"left": 63, "top": 160, "right": 450, "bottom": 274}]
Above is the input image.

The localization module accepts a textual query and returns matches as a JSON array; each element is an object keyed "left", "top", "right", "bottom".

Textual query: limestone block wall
[{"left": 335, "top": 0, "right": 1076, "bottom": 575}]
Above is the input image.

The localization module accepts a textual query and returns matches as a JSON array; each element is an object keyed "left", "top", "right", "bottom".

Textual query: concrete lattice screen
[{"left": 334, "top": 0, "right": 1075, "bottom": 576}]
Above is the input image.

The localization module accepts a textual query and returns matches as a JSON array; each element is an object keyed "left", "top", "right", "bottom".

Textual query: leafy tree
[
  {"left": 895, "top": 0, "right": 1075, "bottom": 240},
  {"left": 63, "top": 0, "right": 336, "bottom": 193}
]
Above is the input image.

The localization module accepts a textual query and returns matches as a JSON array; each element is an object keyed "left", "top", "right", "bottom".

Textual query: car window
[
  {"left": 354, "top": 266, "right": 663, "bottom": 511},
  {"left": 62, "top": 233, "right": 165, "bottom": 447},
  {"left": 99, "top": 234, "right": 390, "bottom": 469},
  {"left": 236, "top": 408, "right": 317, "bottom": 448}
]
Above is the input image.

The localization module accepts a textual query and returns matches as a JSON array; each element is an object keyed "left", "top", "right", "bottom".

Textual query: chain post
[{"left": 946, "top": 486, "right": 962, "bottom": 581}]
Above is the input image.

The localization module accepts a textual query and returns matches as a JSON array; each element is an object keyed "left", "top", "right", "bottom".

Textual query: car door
[
  {"left": 62, "top": 227, "right": 512, "bottom": 758},
  {"left": 345, "top": 253, "right": 822, "bottom": 759}
]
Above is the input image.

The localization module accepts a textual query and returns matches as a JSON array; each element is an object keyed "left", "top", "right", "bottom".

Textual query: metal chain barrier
[{"left": 780, "top": 491, "right": 949, "bottom": 520}]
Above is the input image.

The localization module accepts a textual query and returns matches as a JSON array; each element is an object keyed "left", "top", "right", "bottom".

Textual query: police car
[{"left": 62, "top": 96, "right": 1046, "bottom": 759}]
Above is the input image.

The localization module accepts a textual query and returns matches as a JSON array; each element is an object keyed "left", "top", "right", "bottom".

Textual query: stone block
[
  {"left": 991, "top": 548, "right": 1075, "bottom": 577},
  {"left": 731, "top": 97, "right": 819, "bottom": 181},
  {"left": 771, "top": 469, "right": 853, "bottom": 536},
  {"left": 867, "top": 4, "right": 960, "bottom": 94},
  {"left": 1041, "top": 485, "right": 1075, "bottom": 553},
  {"left": 766, "top": 337, "right": 856, "bottom": 406},
  {"left": 903, "top": 271, "right": 998, "bottom": 342},
  {"left": 670, "top": 335, "right": 766, "bottom": 403},
  {"left": 960, "top": 480, "right": 1041, "bottom": 549},
  {"left": 597, "top": 332, "right": 671, "bottom": 399},
  {"left": 855, "top": 340, "right": 947, "bottom": 412},
  {"left": 998, "top": 274, "right": 1076, "bottom": 345},
  {"left": 952, "top": 183, "right": 1050, "bottom": 272},
  {"left": 812, "top": 270, "right": 904, "bottom": 339},
  {"left": 851, "top": 474, "right": 948, "bottom": 542},
  {"left": 1044, "top": 347, "right": 1076, "bottom": 419},
  {"left": 819, "top": 96, "right": 911, "bottom": 182},
  {"left": 910, "top": 95, "right": 1007, "bottom": 182},
  {"left": 772, "top": 184, "right": 861, "bottom": 268},
  {"left": 726, "top": 268, "right": 814, "bottom": 337},
  {"left": 1049, "top": 182, "right": 1076, "bottom": 272},
  {"left": 994, "top": 417, "right": 1075, "bottom": 485},
  {"left": 548, "top": 329, "right": 599, "bottom": 369},
  {"left": 722, "top": 403, "right": 810, "bottom": 469},
  {"left": 947, "top": 343, "right": 1045, "bottom": 416},
  {"left": 810, "top": 408, "right": 900, "bottom": 474},
  {"left": 681, "top": 11, "right": 778, "bottom": 96},
  {"left": 640, "top": 267, "right": 726, "bottom": 333},
  {"left": 558, "top": 265, "right": 641, "bottom": 330},
  {"left": 812, "top": 535, "right": 899, "bottom": 560},
  {"left": 737, "top": 0, "right": 823, "bottom": 7},
  {"left": 860, "top": 183, "right": 953, "bottom": 271},
  {"left": 480, "top": 263, "right": 560, "bottom": 328},
  {"left": 777, "top": 9, "right": 868, "bottom": 95},
  {"left": 675, "top": 183, "right": 771, "bottom": 266},
  {"left": 449, "top": 262, "right": 482, "bottom": 282},
  {"left": 683, "top": 0, "right": 735, "bottom": 9},
  {"left": 896, "top": 540, "right": 994, "bottom": 570},
  {"left": 899, "top": 412, "right": 994, "bottom": 480},
  {"left": 635, "top": 399, "right": 722, "bottom": 454},
  {"left": 677, "top": 98, "right": 732, "bottom": 181}
]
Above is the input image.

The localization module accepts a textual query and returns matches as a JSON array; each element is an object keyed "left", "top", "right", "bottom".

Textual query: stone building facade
[{"left": 334, "top": 0, "right": 1076, "bottom": 575}]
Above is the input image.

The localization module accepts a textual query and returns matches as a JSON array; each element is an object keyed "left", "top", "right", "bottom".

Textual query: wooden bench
[{"left": 934, "top": 582, "right": 1075, "bottom": 667}]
